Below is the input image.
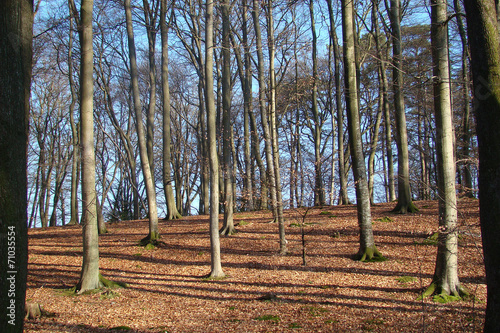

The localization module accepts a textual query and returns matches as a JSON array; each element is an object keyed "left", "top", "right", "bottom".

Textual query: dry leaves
[{"left": 25, "top": 199, "right": 485, "bottom": 332}]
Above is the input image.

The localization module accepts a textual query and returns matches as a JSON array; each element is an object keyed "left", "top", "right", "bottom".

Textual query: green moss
[
  {"left": 396, "top": 276, "right": 417, "bottom": 284},
  {"left": 255, "top": 314, "right": 280, "bottom": 322},
  {"left": 355, "top": 246, "right": 387, "bottom": 262},
  {"left": 238, "top": 220, "right": 250, "bottom": 226},
  {"left": 375, "top": 216, "right": 393, "bottom": 223},
  {"left": 289, "top": 323, "right": 302, "bottom": 329},
  {"left": 99, "top": 274, "right": 128, "bottom": 288}
]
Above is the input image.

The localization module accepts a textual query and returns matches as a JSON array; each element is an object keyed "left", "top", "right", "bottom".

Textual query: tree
[
  {"left": 421, "top": 0, "right": 466, "bottom": 302},
  {"left": 388, "top": 0, "right": 418, "bottom": 213},
  {"left": 220, "top": 0, "right": 235, "bottom": 236},
  {"left": 326, "top": 0, "right": 350, "bottom": 205},
  {"left": 464, "top": 0, "right": 500, "bottom": 330},
  {"left": 342, "top": 0, "right": 383, "bottom": 261},
  {"left": 160, "top": 0, "right": 182, "bottom": 220},
  {"left": 75, "top": 0, "right": 101, "bottom": 293},
  {"left": 124, "top": 0, "right": 160, "bottom": 244},
  {"left": 0, "top": 0, "right": 33, "bottom": 330},
  {"left": 205, "top": 0, "right": 224, "bottom": 278}
]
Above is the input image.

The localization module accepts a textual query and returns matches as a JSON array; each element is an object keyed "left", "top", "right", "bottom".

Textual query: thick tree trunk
[
  {"left": 423, "top": 0, "right": 466, "bottom": 301},
  {"left": 205, "top": 0, "right": 224, "bottom": 278},
  {"left": 125, "top": 0, "right": 159, "bottom": 244},
  {"left": 342, "top": 0, "right": 383, "bottom": 262},
  {"left": 0, "top": 0, "right": 32, "bottom": 330},
  {"left": 464, "top": 0, "right": 500, "bottom": 330},
  {"left": 77, "top": 0, "right": 101, "bottom": 293}
]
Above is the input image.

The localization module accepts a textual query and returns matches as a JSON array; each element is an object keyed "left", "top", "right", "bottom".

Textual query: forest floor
[{"left": 25, "top": 199, "right": 485, "bottom": 332}]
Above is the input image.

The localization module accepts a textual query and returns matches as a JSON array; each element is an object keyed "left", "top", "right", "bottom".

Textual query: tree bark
[
  {"left": 342, "top": 0, "right": 383, "bottom": 261},
  {"left": 388, "top": 0, "right": 418, "bottom": 213},
  {"left": 77, "top": 0, "right": 101, "bottom": 292},
  {"left": 160, "top": 0, "right": 181, "bottom": 220},
  {"left": 0, "top": 0, "right": 32, "bottom": 330},
  {"left": 464, "top": 0, "right": 500, "bottom": 330},
  {"left": 205, "top": 0, "right": 224, "bottom": 278},
  {"left": 220, "top": 0, "right": 235, "bottom": 236},
  {"left": 124, "top": 0, "right": 159, "bottom": 244},
  {"left": 423, "top": 0, "right": 466, "bottom": 301}
]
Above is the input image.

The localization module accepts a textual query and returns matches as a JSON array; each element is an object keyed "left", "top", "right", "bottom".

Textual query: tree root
[
  {"left": 220, "top": 225, "right": 237, "bottom": 236},
  {"left": 391, "top": 201, "right": 419, "bottom": 214},
  {"left": 419, "top": 282, "right": 469, "bottom": 303},
  {"left": 354, "top": 246, "right": 387, "bottom": 262},
  {"left": 139, "top": 233, "right": 160, "bottom": 247}
]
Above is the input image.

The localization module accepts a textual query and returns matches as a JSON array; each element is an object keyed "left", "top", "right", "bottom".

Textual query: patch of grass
[
  {"left": 306, "top": 306, "right": 329, "bottom": 317},
  {"left": 375, "top": 216, "right": 393, "bottom": 223},
  {"left": 395, "top": 276, "right": 417, "bottom": 284},
  {"left": 110, "top": 326, "right": 133, "bottom": 331},
  {"left": 144, "top": 243, "right": 156, "bottom": 251},
  {"left": 228, "top": 306, "right": 236, "bottom": 310},
  {"left": 289, "top": 323, "right": 302, "bottom": 329},
  {"left": 433, "top": 294, "right": 462, "bottom": 303},
  {"left": 133, "top": 252, "right": 142, "bottom": 257},
  {"left": 238, "top": 220, "right": 250, "bottom": 226},
  {"left": 255, "top": 314, "right": 280, "bottom": 322},
  {"left": 325, "top": 319, "right": 339, "bottom": 324},
  {"left": 415, "top": 232, "right": 439, "bottom": 246}
]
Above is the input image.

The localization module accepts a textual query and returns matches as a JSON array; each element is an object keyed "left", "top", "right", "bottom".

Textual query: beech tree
[
  {"left": 0, "top": 0, "right": 33, "bottom": 330},
  {"left": 464, "top": 0, "right": 500, "bottom": 330},
  {"left": 75, "top": 0, "right": 101, "bottom": 292},
  {"left": 342, "top": 0, "right": 383, "bottom": 261},
  {"left": 205, "top": 0, "right": 224, "bottom": 278},
  {"left": 388, "top": 0, "right": 418, "bottom": 213},
  {"left": 422, "top": 0, "right": 467, "bottom": 301},
  {"left": 124, "top": 0, "right": 160, "bottom": 244}
]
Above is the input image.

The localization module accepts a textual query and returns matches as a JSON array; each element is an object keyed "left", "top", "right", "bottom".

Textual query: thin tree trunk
[
  {"left": 124, "top": 0, "right": 159, "bottom": 244},
  {"left": 389, "top": 0, "right": 418, "bottom": 213},
  {"left": 327, "top": 0, "right": 349, "bottom": 205},
  {"left": 205, "top": 0, "right": 224, "bottom": 278},
  {"left": 220, "top": 0, "right": 235, "bottom": 236},
  {"left": 160, "top": 0, "right": 181, "bottom": 220}
]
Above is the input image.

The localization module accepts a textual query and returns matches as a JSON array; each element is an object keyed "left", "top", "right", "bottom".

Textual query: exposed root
[
  {"left": 220, "top": 225, "right": 237, "bottom": 236},
  {"left": 419, "top": 282, "right": 469, "bottom": 303},
  {"left": 354, "top": 246, "right": 387, "bottom": 262},
  {"left": 139, "top": 233, "right": 160, "bottom": 247},
  {"left": 391, "top": 201, "right": 419, "bottom": 214}
]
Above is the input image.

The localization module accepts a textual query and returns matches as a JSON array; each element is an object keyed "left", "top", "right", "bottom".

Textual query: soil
[{"left": 25, "top": 199, "right": 486, "bottom": 332}]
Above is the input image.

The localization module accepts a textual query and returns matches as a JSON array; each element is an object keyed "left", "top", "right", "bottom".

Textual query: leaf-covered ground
[{"left": 25, "top": 199, "right": 485, "bottom": 332}]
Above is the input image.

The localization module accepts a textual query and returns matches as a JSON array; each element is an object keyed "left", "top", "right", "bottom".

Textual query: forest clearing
[{"left": 25, "top": 199, "right": 485, "bottom": 333}]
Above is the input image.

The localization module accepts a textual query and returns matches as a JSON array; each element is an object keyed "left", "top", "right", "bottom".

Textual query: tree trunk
[
  {"left": 422, "top": 0, "right": 466, "bottom": 301},
  {"left": 124, "top": 0, "right": 159, "bottom": 244},
  {"left": 388, "top": 0, "right": 418, "bottom": 213},
  {"left": 342, "top": 0, "right": 383, "bottom": 261},
  {"left": 160, "top": 0, "right": 181, "bottom": 220},
  {"left": 67, "top": 12, "right": 80, "bottom": 226},
  {"left": 326, "top": 0, "right": 349, "bottom": 205},
  {"left": 464, "top": 0, "right": 500, "bottom": 330},
  {"left": 205, "top": 0, "right": 224, "bottom": 278},
  {"left": 266, "top": 0, "right": 286, "bottom": 254},
  {"left": 309, "top": 0, "right": 324, "bottom": 206},
  {"left": 77, "top": 0, "right": 101, "bottom": 292},
  {"left": 220, "top": 0, "right": 235, "bottom": 236},
  {"left": 0, "top": 0, "right": 32, "bottom": 330}
]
